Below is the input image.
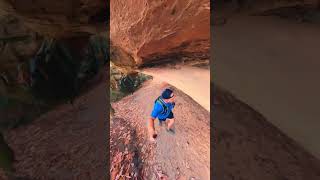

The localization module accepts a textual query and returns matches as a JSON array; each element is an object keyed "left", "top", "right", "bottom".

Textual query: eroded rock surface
[
  {"left": 213, "top": 86, "right": 320, "bottom": 180},
  {"left": 3, "top": 71, "right": 107, "bottom": 180},
  {"left": 0, "top": 0, "right": 107, "bottom": 37},
  {"left": 110, "top": 117, "right": 142, "bottom": 179},
  {"left": 110, "top": 0, "right": 210, "bottom": 65}
]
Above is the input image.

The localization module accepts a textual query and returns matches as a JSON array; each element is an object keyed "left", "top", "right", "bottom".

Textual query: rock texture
[
  {"left": 0, "top": 15, "right": 42, "bottom": 73},
  {"left": 3, "top": 71, "right": 107, "bottom": 180},
  {"left": 110, "top": 0, "right": 210, "bottom": 66},
  {"left": 112, "top": 79, "right": 210, "bottom": 179},
  {"left": 213, "top": 85, "right": 320, "bottom": 180},
  {"left": 0, "top": 0, "right": 107, "bottom": 37},
  {"left": 110, "top": 117, "right": 143, "bottom": 179}
]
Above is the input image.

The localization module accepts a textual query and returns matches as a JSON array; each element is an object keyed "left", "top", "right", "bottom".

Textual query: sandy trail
[
  {"left": 213, "top": 14, "right": 320, "bottom": 159},
  {"left": 142, "top": 66, "right": 210, "bottom": 112},
  {"left": 112, "top": 78, "right": 210, "bottom": 179}
]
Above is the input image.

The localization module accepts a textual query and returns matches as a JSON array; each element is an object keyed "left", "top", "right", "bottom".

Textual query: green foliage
[
  {"left": 78, "top": 35, "right": 108, "bottom": 81},
  {"left": 30, "top": 39, "right": 77, "bottom": 102},
  {"left": 119, "top": 75, "right": 135, "bottom": 94},
  {"left": 110, "top": 64, "right": 152, "bottom": 102},
  {"left": 0, "top": 35, "right": 109, "bottom": 130},
  {"left": 119, "top": 73, "right": 152, "bottom": 94},
  {"left": 0, "top": 32, "right": 109, "bottom": 172},
  {"left": 110, "top": 89, "right": 126, "bottom": 102},
  {"left": 31, "top": 35, "right": 108, "bottom": 103}
]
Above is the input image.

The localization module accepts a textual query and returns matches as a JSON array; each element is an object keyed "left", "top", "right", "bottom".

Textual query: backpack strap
[{"left": 155, "top": 96, "right": 168, "bottom": 115}]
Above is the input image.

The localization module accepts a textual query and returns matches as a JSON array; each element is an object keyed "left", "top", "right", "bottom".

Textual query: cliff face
[
  {"left": 0, "top": 0, "right": 109, "bottom": 89},
  {"left": 110, "top": 0, "right": 210, "bottom": 66},
  {"left": 0, "top": 0, "right": 107, "bottom": 37},
  {"left": 0, "top": 2, "right": 108, "bottom": 130}
]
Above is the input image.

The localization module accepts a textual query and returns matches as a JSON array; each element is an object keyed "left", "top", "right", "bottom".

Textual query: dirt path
[
  {"left": 213, "top": 14, "right": 320, "bottom": 159},
  {"left": 3, "top": 72, "right": 107, "bottom": 179},
  {"left": 112, "top": 78, "right": 210, "bottom": 180},
  {"left": 142, "top": 66, "right": 210, "bottom": 112}
]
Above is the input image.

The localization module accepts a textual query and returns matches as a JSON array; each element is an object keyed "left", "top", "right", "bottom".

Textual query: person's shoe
[{"left": 166, "top": 128, "right": 175, "bottom": 134}]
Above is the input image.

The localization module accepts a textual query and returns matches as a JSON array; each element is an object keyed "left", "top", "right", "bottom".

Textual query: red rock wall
[
  {"left": 110, "top": 0, "right": 210, "bottom": 65},
  {"left": 0, "top": 0, "right": 107, "bottom": 37}
]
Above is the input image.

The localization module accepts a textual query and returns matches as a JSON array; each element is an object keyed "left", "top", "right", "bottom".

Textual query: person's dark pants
[
  {"left": 158, "top": 112, "right": 175, "bottom": 129},
  {"left": 158, "top": 111, "right": 174, "bottom": 121}
]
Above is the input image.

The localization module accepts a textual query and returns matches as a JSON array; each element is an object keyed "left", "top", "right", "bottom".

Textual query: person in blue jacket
[{"left": 148, "top": 88, "right": 176, "bottom": 142}]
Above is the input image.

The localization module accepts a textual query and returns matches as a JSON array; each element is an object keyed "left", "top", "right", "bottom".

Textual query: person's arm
[
  {"left": 148, "top": 117, "right": 156, "bottom": 137},
  {"left": 149, "top": 104, "right": 160, "bottom": 140}
]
